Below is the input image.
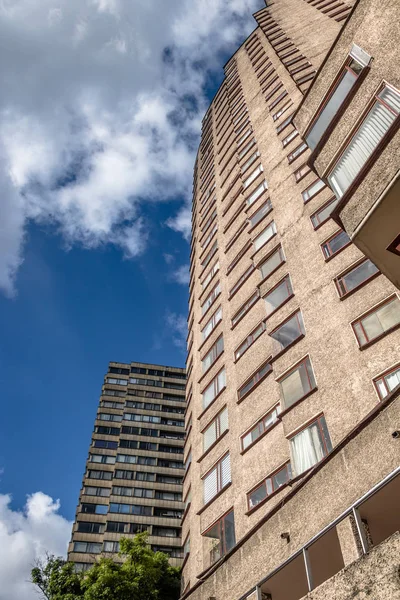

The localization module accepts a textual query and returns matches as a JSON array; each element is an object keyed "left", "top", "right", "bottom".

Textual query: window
[
  {"left": 374, "top": 364, "right": 400, "bottom": 399},
  {"left": 202, "top": 260, "right": 219, "bottom": 290},
  {"left": 247, "top": 462, "right": 291, "bottom": 510},
  {"left": 87, "top": 470, "right": 112, "bottom": 481},
  {"left": 93, "top": 440, "right": 118, "bottom": 450},
  {"left": 89, "top": 454, "right": 116, "bottom": 464},
  {"left": 84, "top": 486, "right": 110, "bottom": 497},
  {"left": 110, "top": 367, "right": 130, "bottom": 375},
  {"left": 95, "top": 426, "right": 120, "bottom": 436},
  {"left": 184, "top": 535, "right": 190, "bottom": 557},
  {"left": 238, "top": 360, "right": 272, "bottom": 401},
  {"left": 203, "top": 510, "right": 236, "bottom": 565},
  {"left": 202, "top": 368, "right": 226, "bottom": 409},
  {"left": 306, "top": 54, "right": 366, "bottom": 150},
  {"left": 201, "top": 240, "right": 218, "bottom": 269},
  {"left": 202, "top": 307, "right": 222, "bottom": 341},
  {"left": 129, "top": 377, "right": 162, "bottom": 387},
  {"left": 237, "top": 128, "right": 252, "bottom": 146},
  {"left": 294, "top": 163, "right": 310, "bottom": 182},
  {"left": 203, "top": 407, "right": 229, "bottom": 451},
  {"left": 116, "top": 454, "right": 156, "bottom": 465},
  {"left": 106, "top": 522, "right": 149, "bottom": 534},
  {"left": 77, "top": 521, "right": 105, "bottom": 534},
  {"left": 235, "top": 322, "right": 265, "bottom": 360},
  {"left": 97, "top": 413, "right": 122, "bottom": 422},
  {"left": 282, "top": 129, "right": 299, "bottom": 147},
  {"left": 243, "top": 164, "right": 263, "bottom": 188},
  {"left": 109, "top": 503, "right": 152, "bottom": 516},
  {"left": 248, "top": 199, "right": 272, "bottom": 228},
  {"left": 321, "top": 229, "right": 350, "bottom": 259},
  {"left": 290, "top": 415, "right": 332, "bottom": 475},
  {"left": 81, "top": 503, "right": 108, "bottom": 515},
  {"left": 264, "top": 275, "right": 293, "bottom": 316},
  {"left": 153, "top": 507, "right": 183, "bottom": 518},
  {"left": 106, "top": 377, "right": 127, "bottom": 386},
  {"left": 352, "top": 296, "right": 400, "bottom": 347},
  {"left": 276, "top": 113, "right": 293, "bottom": 133},
  {"left": 231, "top": 291, "right": 259, "bottom": 327},
  {"left": 73, "top": 542, "right": 102, "bottom": 554},
  {"left": 102, "top": 389, "right": 125, "bottom": 397},
  {"left": 202, "top": 282, "right": 221, "bottom": 315},
  {"left": 153, "top": 527, "right": 180, "bottom": 538},
  {"left": 163, "top": 381, "right": 185, "bottom": 390},
  {"left": 158, "top": 459, "right": 184, "bottom": 469},
  {"left": 241, "top": 151, "right": 260, "bottom": 173},
  {"left": 253, "top": 221, "right": 277, "bottom": 251},
  {"left": 335, "top": 259, "right": 380, "bottom": 297},
  {"left": 201, "top": 223, "right": 218, "bottom": 250},
  {"left": 310, "top": 197, "right": 339, "bottom": 229},
  {"left": 302, "top": 179, "right": 326, "bottom": 202},
  {"left": 202, "top": 335, "right": 224, "bottom": 372},
  {"left": 246, "top": 181, "right": 268, "bottom": 206},
  {"left": 103, "top": 541, "right": 120, "bottom": 553},
  {"left": 124, "top": 413, "right": 161, "bottom": 423},
  {"left": 229, "top": 264, "right": 254, "bottom": 298},
  {"left": 329, "top": 85, "right": 400, "bottom": 198},
  {"left": 288, "top": 142, "right": 307, "bottom": 163},
  {"left": 273, "top": 102, "right": 292, "bottom": 122},
  {"left": 101, "top": 400, "right": 124, "bottom": 409},
  {"left": 131, "top": 366, "right": 147, "bottom": 374},
  {"left": 278, "top": 356, "right": 316, "bottom": 409},
  {"left": 238, "top": 138, "right": 256, "bottom": 158},
  {"left": 203, "top": 453, "right": 231, "bottom": 504},
  {"left": 113, "top": 486, "right": 154, "bottom": 498},
  {"left": 241, "top": 405, "right": 280, "bottom": 450},
  {"left": 259, "top": 245, "right": 285, "bottom": 281},
  {"left": 270, "top": 310, "right": 305, "bottom": 355}
]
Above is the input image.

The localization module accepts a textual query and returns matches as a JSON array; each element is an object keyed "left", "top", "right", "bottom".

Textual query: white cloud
[
  {"left": 0, "top": 492, "right": 72, "bottom": 600},
  {"left": 0, "top": 0, "right": 261, "bottom": 295},
  {"left": 166, "top": 311, "right": 188, "bottom": 348},
  {"left": 171, "top": 264, "right": 190, "bottom": 285}
]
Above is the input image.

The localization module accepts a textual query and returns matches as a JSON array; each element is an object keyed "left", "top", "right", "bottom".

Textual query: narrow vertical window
[{"left": 290, "top": 415, "right": 332, "bottom": 475}]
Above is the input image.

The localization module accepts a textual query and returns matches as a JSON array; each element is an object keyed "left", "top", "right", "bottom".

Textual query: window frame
[
  {"left": 246, "top": 461, "right": 291, "bottom": 512},
  {"left": 202, "top": 452, "right": 231, "bottom": 506},
  {"left": 202, "top": 406, "right": 229, "bottom": 453},
  {"left": 234, "top": 321, "right": 266, "bottom": 361},
  {"left": 305, "top": 50, "right": 371, "bottom": 157},
  {"left": 320, "top": 228, "right": 351, "bottom": 261},
  {"left": 269, "top": 309, "right": 305, "bottom": 358},
  {"left": 328, "top": 82, "right": 400, "bottom": 215},
  {"left": 288, "top": 414, "right": 332, "bottom": 476},
  {"left": 263, "top": 274, "right": 294, "bottom": 317},
  {"left": 373, "top": 363, "right": 400, "bottom": 400},
  {"left": 237, "top": 358, "right": 273, "bottom": 403},
  {"left": 310, "top": 196, "right": 339, "bottom": 230},
  {"left": 277, "top": 355, "right": 317, "bottom": 412},
  {"left": 241, "top": 403, "right": 281, "bottom": 452},
  {"left": 334, "top": 258, "right": 380, "bottom": 298},
  {"left": 351, "top": 294, "right": 400, "bottom": 349}
]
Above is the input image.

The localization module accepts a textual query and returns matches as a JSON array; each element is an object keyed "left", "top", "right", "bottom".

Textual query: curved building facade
[{"left": 183, "top": 1, "right": 400, "bottom": 599}]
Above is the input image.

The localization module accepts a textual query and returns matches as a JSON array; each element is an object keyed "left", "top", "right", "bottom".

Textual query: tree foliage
[{"left": 31, "top": 532, "right": 181, "bottom": 600}]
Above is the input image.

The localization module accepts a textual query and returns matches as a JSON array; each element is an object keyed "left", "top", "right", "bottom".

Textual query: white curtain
[{"left": 291, "top": 424, "right": 324, "bottom": 475}]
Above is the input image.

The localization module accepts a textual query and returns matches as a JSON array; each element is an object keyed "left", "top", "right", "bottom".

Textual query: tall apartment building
[
  {"left": 68, "top": 361, "right": 186, "bottom": 571},
  {"left": 182, "top": 1, "right": 400, "bottom": 599}
]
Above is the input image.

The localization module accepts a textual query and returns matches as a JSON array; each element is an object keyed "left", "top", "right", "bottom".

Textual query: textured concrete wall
[
  {"left": 303, "top": 532, "right": 400, "bottom": 600},
  {"left": 183, "top": 0, "right": 400, "bottom": 594}
]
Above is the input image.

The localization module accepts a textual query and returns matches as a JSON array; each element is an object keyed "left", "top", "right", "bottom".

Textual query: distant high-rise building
[
  {"left": 182, "top": 1, "right": 400, "bottom": 599},
  {"left": 68, "top": 361, "right": 186, "bottom": 571}
]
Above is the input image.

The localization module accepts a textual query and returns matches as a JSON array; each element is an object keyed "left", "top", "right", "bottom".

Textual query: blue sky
[
  {"left": 0, "top": 204, "right": 189, "bottom": 519},
  {"left": 0, "top": 1, "right": 261, "bottom": 597}
]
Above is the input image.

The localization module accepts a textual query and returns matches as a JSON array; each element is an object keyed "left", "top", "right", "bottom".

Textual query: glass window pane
[
  {"left": 307, "top": 68, "right": 358, "bottom": 149},
  {"left": 265, "top": 276, "right": 292, "bottom": 315},
  {"left": 249, "top": 484, "right": 267, "bottom": 508}
]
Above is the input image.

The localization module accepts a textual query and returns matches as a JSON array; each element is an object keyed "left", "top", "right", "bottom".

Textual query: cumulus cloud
[
  {"left": 166, "top": 311, "right": 188, "bottom": 348},
  {"left": 0, "top": 0, "right": 260, "bottom": 295},
  {"left": 171, "top": 264, "right": 190, "bottom": 285},
  {"left": 0, "top": 492, "right": 72, "bottom": 600}
]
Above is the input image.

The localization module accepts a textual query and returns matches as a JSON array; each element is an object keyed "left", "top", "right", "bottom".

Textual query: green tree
[{"left": 31, "top": 532, "right": 181, "bottom": 600}]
